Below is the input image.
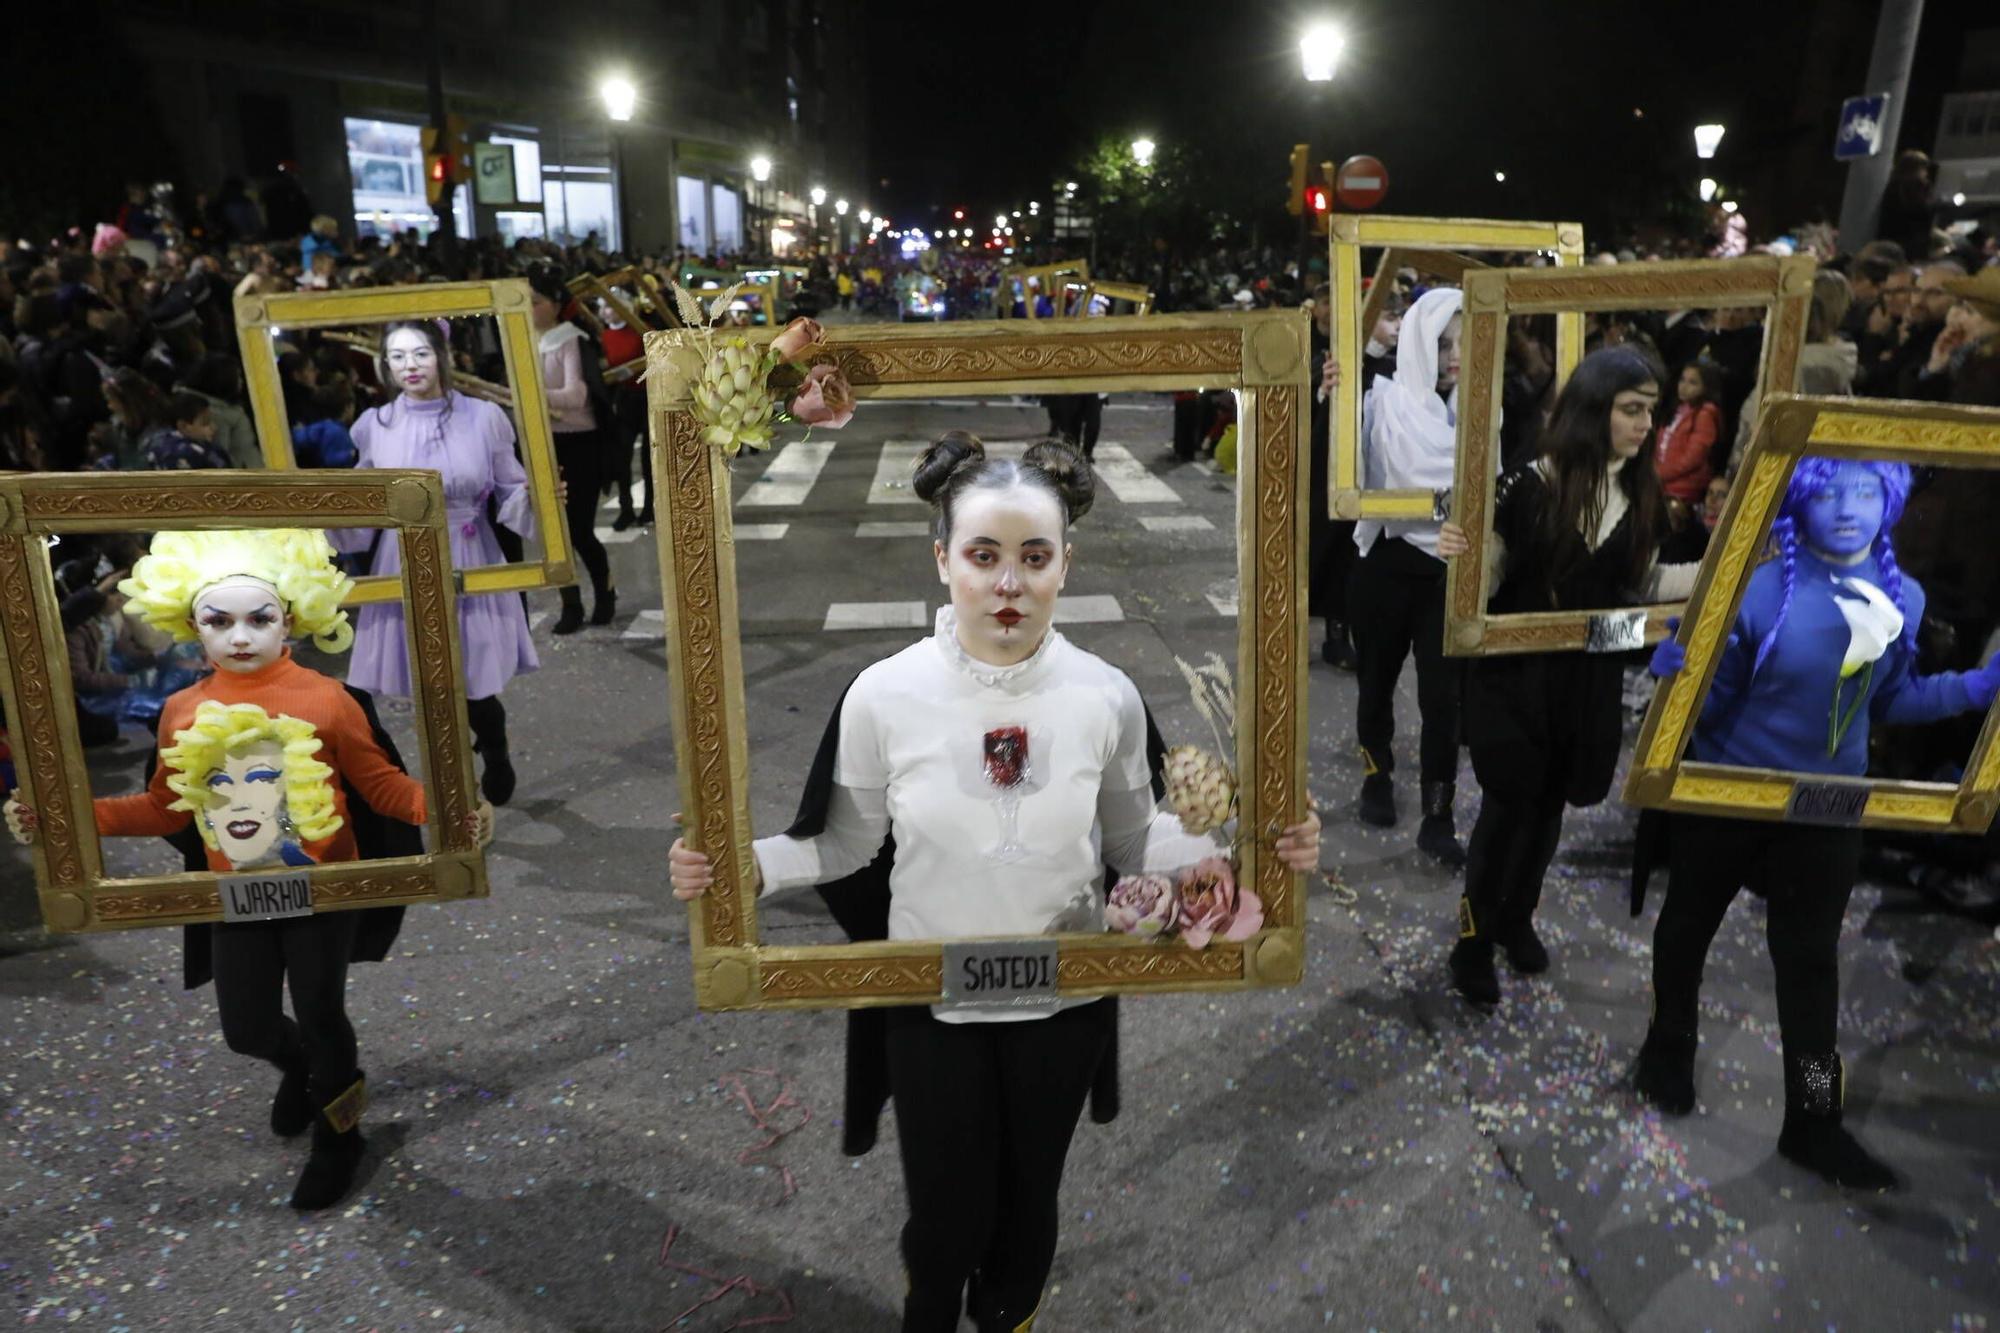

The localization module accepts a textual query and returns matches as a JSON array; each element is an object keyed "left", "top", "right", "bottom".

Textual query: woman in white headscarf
[{"left": 1347, "top": 287, "right": 1469, "bottom": 867}]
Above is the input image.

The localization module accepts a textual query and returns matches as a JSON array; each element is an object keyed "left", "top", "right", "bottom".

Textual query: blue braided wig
[{"left": 1751, "top": 456, "right": 1914, "bottom": 680}]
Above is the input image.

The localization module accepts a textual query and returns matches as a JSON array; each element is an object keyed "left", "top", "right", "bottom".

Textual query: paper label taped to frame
[
  {"left": 1784, "top": 782, "right": 1870, "bottom": 827},
  {"left": 1584, "top": 610, "right": 1648, "bottom": 654},
  {"left": 941, "top": 939, "right": 1062, "bottom": 1013},
  {"left": 219, "top": 870, "right": 314, "bottom": 922}
]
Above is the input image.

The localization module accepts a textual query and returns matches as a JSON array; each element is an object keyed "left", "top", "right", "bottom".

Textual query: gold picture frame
[
  {"left": 997, "top": 260, "right": 1091, "bottom": 320},
  {"left": 235, "top": 280, "right": 573, "bottom": 606},
  {"left": 1063, "top": 280, "right": 1156, "bottom": 317},
  {"left": 683, "top": 267, "right": 785, "bottom": 326},
  {"left": 1330, "top": 214, "right": 1586, "bottom": 521},
  {"left": 646, "top": 313, "right": 1312, "bottom": 1010},
  {"left": 0, "top": 470, "right": 488, "bottom": 932},
  {"left": 1444, "top": 254, "right": 1816, "bottom": 658},
  {"left": 1624, "top": 395, "right": 2000, "bottom": 833}
]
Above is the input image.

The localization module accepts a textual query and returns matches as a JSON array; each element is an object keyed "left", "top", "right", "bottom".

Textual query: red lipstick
[{"left": 993, "top": 609, "right": 1024, "bottom": 627}]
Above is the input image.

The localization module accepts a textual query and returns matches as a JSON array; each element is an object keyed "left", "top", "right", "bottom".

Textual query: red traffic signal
[{"left": 1305, "top": 185, "right": 1330, "bottom": 214}]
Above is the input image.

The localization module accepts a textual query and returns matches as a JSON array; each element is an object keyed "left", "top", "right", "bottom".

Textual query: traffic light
[
  {"left": 1286, "top": 143, "right": 1309, "bottom": 216},
  {"left": 424, "top": 152, "right": 450, "bottom": 206},
  {"left": 1306, "top": 183, "right": 1331, "bottom": 232},
  {"left": 420, "top": 115, "right": 472, "bottom": 207}
]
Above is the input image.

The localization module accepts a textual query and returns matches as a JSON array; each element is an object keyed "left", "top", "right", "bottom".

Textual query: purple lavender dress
[{"left": 337, "top": 391, "right": 539, "bottom": 700}]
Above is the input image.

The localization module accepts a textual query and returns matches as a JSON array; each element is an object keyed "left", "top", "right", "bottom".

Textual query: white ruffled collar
[{"left": 933, "top": 606, "right": 1062, "bottom": 690}]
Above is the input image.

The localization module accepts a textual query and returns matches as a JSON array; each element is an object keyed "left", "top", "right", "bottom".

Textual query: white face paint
[
  {"left": 201, "top": 738, "right": 291, "bottom": 868},
  {"left": 933, "top": 485, "right": 1071, "bottom": 667},
  {"left": 190, "top": 577, "right": 291, "bottom": 674},
  {"left": 384, "top": 327, "right": 444, "bottom": 400}
]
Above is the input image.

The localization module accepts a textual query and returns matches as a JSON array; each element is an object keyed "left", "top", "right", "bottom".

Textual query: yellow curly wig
[
  {"left": 161, "top": 700, "right": 344, "bottom": 851},
  {"left": 120, "top": 530, "right": 355, "bottom": 653}
]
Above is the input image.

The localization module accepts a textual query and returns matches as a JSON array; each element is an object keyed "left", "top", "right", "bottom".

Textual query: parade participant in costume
[
  {"left": 1348, "top": 287, "right": 1468, "bottom": 864},
  {"left": 1637, "top": 458, "right": 2000, "bottom": 1189},
  {"left": 669, "top": 435, "right": 1321, "bottom": 1333},
  {"left": 526, "top": 266, "right": 616, "bottom": 633},
  {"left": 4, "top": 529, "right": 493, "bottom": 1210},
  {"left": 335, "top": 319, "right": 539, "bottom": 804},
  {"left": 1437, "top": 346, "right": 1696, "bottom": 1003}
]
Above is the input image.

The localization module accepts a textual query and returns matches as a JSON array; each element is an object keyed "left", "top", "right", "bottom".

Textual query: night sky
[{"left": 863, "top": 0, "right": 1974, "bottom": 242}]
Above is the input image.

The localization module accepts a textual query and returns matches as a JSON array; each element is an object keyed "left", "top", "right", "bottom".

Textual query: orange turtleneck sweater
[{"left": 95, "top": 651, "right": 427, "bottom": 870}]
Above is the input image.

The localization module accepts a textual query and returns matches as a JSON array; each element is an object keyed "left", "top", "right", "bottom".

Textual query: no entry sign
[{"left": 1334, "top": 155, "right": 1389, "bottom": 211}]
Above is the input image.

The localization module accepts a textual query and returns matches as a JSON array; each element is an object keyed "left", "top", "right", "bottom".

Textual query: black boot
[
  {"left": 1416, "top": 781, "right": 1467, "bottom": 868},
  {"left": 1448, "top": 925, "right": 1500, "bottom": 1006},
  {"left": 635, "top": 505, "right": 655, "bottom": 526},
  {"left": 1776, "top": 1051, "right": 1900, "bottom": 1191},
  {"left": 1320, "top": 620, "right": 1357, "bottom": 671},
  {"left": 552, "top": 587, "right": 586, "bottom": 636},
  {"left": 289, "top": 1074, "right": 368, "bottom": 1210},
  {"left": 1496, "top": 920, "right": 1549, "bottom": 974},
  {"left": 1357, "top": 749, "right": 1396, "bottom": 827},
  {"left": 1632, "top": 1024, "right": 1698, "bottom": 1115},
  {"left": 590, "top": 586, "right": 618, "bottom": 626},
  {"left": 611, "top": 506, "right": 637, "bottom": 532},
  {"left": 271, "top": 1061, "right": 313, "bottom": 1137},
  {"left": 469, "top": 699, "right": 516, "bottom": 807},
  {"left": 968, "top": 1274, "right": 1041, "bottom": 1333}
]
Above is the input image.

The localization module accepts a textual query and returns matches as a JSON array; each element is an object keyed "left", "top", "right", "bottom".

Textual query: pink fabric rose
[
  {"left": 789, "top": 363, "right": 855, "bottom": 429},
  {"left": 768, "top": 316, "right": 826, "bottom": 364},
  {"left": 1105, "top": 874, "right": 1177, "bottom": 937},
  {"left": 1175, "top": 857, "right": 1262, "bottom": 949}
]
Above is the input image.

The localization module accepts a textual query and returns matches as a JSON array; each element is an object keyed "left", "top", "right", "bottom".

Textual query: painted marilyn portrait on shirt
[{"left": 163, "top": 701, "right": 344, "bottom": 870}]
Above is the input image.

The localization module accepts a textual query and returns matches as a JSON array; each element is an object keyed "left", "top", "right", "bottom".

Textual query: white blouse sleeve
[
  {"left": 1095, "top": 672, "right": 1227, "bottom": 874},
  {"left": 750, "top": 677, "right": 893, "bottom": 896},
  {"left": 1642, "top": 560, "right": 1700, "bottom": 603}
]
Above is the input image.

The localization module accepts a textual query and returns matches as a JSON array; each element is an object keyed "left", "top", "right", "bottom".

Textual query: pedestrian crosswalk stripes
[
  {"left": 595, "top": 526, "right": 646, "bottom": 545},
  {"left": 1090, "top": 443, "right": 1183, "bottom": 504},
  {"left": 824, "top": 601, "right": 928, "bottom": 631},
  {"left": 1138, "top": 515, "right": 1214, "bottom": 533},
  {"left": 869, "top": 442, "right": 927, "bottom": 505},
  {"left": 738, "top": 441, "right": 835, "bottom": 507},
  {"left": 1052, "top": 595, "right": 1124, "bottom": 624},
  {"left": 856, "top": 521, "right": 932, "bottom": 539}
]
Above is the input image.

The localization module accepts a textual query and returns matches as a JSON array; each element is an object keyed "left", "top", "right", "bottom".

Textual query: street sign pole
[{"left": 1836, "top": 0, "right": 1925, "bottom": 249}]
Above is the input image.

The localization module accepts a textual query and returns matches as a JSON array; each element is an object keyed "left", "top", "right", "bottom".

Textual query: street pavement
[{"left": 3, "top": 397, "right": 1997, "bottom": 1331}]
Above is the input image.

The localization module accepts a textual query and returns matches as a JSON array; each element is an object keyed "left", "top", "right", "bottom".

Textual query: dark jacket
[{"left": 790, "top": 678, "right": 1169, "bottom": 1156}]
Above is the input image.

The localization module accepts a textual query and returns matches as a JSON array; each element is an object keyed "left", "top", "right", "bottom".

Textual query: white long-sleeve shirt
[{"left": 753, "top": 609, "right": 1225, "bottom": 1022}]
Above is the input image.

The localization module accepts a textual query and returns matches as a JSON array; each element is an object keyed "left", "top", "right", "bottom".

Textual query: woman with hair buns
[
  {"left": 670, "top": 433, "right": 1321, "bottom": 1333},
  {"left": 5, "top": 529, "right": 492, "bottom": 1211},
  {"left": 331, "top": 317, "right": 540, "bottom": 805}
]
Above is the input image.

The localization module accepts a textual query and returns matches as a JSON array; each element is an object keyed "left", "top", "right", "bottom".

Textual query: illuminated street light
[
  {"left": 600, "top": 76, "right": 636, "bottom": 121},
  {"left": 835, "top": 198, "right": 849, "bottom": 216},
  {"left": 1952, "top": 191, "right": 1968, "bottom": 207},
  {"left": 810, "top": 186, "right": 827, "bottom": 206},
  {"left": 995, "top": 213, "right": 1008, "bottom": 228},
  {"left": 1699, "top": 177, "right": 1717, "bottom": 202},
  {"left": 749, "top": 155, "right": 772, "bottom": 183},
  {"left": 1299, "top": 22, "right": 1345, "bottom": 82},
  {"left": 1493, "top": 171, "right": 1506, "bottom": 183},
  {"left": 1693, "top": 124, "right": 1726, "bottom": 159},
  {"left": 1131, "top": 137, "right": 1156, "bottom": 167},
  {"left": 1064, "top": 180, "right": 1079, "bottom": 194},
  {"left": 859, "top": 208, "right": 872, "bottom": 223},
  {"left": 1720, "top": 200, "right": 1740, "bottom": 214}
]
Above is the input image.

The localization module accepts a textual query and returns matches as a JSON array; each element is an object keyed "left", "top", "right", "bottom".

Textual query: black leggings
[
  {"left": 1349, "top": 536, "right": 1462, "bottom": 782},
  {"left": 211, "top": 911, "right": 361, "bottom": 1096},
  {"left": 1651, "top": 816, "right": 1860, "bottom": 1054},
  {"left": 612, "top": 388, "right": 651, "bottom": 515},
  {"left": 555, "top": 430, "right": 611, "bottom": 600},
  {"left": 885, "top": 1001, "right": 1113, "bottom": 1333},
  {"left": 1461, "top": 789, "right": 1566, "bottom": 943}
]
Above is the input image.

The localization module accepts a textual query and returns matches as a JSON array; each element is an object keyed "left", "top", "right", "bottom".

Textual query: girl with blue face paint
[{"left": 1639, "top": 457, "right": 2000, "bottom": 1191}]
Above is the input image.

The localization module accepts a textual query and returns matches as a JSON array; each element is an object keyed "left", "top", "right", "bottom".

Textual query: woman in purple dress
[{"left": 337, "top": 320, "right": 538, "bottom": 804}]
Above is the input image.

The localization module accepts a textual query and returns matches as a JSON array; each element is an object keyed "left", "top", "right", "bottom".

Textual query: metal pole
[
  {"left": 1836, "top": 0, "right": 1926, "bottom": 250},
  {"left": 422, "top": 0, "right": 456, "bottom": 248}
]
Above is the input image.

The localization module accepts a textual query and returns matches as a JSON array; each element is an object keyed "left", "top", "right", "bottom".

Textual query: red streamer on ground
[
  {"left": 656, "top": 1224, "right": 796, "bottom": 1329},
  {"left": 717, "top": 1067, "right": 812, "bottom": 1203}
]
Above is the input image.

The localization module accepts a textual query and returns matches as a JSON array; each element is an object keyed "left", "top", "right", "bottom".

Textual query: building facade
[{"left": 108, "top": 0, "right": 868, "bottom": 256}]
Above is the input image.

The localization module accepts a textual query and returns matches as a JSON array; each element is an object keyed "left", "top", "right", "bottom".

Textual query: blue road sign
[{"left": 1835, "top": 93, "right": 1890, "bottom": 162}]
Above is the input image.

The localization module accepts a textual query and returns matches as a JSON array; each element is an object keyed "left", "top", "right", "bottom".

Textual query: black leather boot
[
  {"left": 1776, "top": 1051, "right": 1899, "bottom": 1191},
  {"left": 1496, "top": 920, "right": 1549, "bottom": 974},
  {"left": 590, "top": 586, "right": 618, "bottom": 626},
  {"left": 1320, "top": 620, "right": 1357, "bottom": 671},
  {"left": 1632, "top": 1024, "right": 1698, "bottom": 1115},
  {"left": 1357, "top": 749, "right": 1396, "bottom": 827},
  {"left": 1448, "top": 909, "right": 1500, "bottom": 1006},
  {"left": 289, "top": 1074, "right": 368, "bottom": 1210},
  {"left": 1416, "top": 781, "right": 1466, "bottom": 868},
  {"left": 469, "top": 699, "right": 516, "bottom": 807},
  {"left": 552, "top": 587, "right": 586, "bottom": 636}
]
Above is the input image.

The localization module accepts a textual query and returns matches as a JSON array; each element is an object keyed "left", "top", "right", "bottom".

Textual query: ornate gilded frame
[
  {"left": 1445, "top": 254, "right": 1816, "bottom": 657},
  {"left": 997, "top": 260, "right": 1091, "bottom": 320},
  {"left": 1624, "top": 396, "right": 2000, "bottom": 832},
  {"left": 646, "top": 313, "right": 1312, "bottom": 1010},
  {"left": 0, "top": 471, "right": 488, "bottom": 932},
  {"left": 1330, "top": 214, "right": 1586, "bottom": 521},
  {"left": 1064, "top": 280, "right": 1156, "bottom": 316},
  {"left": 235, "top": 280, "right": 573, "bottom": 606}
]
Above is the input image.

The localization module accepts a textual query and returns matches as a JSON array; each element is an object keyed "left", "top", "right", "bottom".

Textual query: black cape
[
  {"left": 166, "top": 684, "right": 422, "bottom": 989},
  {"left": 788, "top": 678, "right": 1169, "bottom": 1157}
]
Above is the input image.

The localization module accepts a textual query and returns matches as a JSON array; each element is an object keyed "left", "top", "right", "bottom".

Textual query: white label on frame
[
  {"left": 940, "top": 940, "right": 1062, "bottom": 1014},
  {"left": 1584, "top": 610, "right": 1648, "bottom": 654},
  {"left": 219, "top": 870, "right": 314, "bottom": 922}
]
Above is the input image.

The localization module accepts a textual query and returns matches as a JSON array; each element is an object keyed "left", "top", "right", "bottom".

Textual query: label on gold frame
[
  {"left": 940, "top": 939, "right": 1062, "bottom": 1013},
  {"left": 219, "top": 870, "right": 314, "bottom": 922},
  {"left": 1584, "top": 610, "right": 1648, "bottom": 655},
  {"left": 1785, "top": 782, "right": 1870, "bottom": 827}
]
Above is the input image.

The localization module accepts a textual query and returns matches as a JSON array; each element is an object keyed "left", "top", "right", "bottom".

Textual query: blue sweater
[{"left": 1692, "top": 548, "right": 1977, "bottom": 775}]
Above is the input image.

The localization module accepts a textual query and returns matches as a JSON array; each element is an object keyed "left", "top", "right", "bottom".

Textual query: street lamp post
[
  {"left": 600, "top": 75, "right": 636, "bottom": 253},
  {"left": 1130, "top": 137, "right": 1156, "bottom": 168},
  {"left": 1693, "top": 124, "right": 1726, "bottom": 159},
  {"left": 750, "top": 155, "right": 772, "bottom": 259},
  {"left": 1297, "top": 19, "right": 1347, "bottom": 276},
  {"left": 810, "top": 185, "right": 827, "bottom": 251}
]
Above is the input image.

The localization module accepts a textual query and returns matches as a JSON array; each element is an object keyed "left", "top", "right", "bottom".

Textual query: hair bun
[
  {"left": 912, "top": 430, "right": 986, "bottom": 503},
  {"left": 1022, "top": 437, "right": 1097, "bottom": 523}
]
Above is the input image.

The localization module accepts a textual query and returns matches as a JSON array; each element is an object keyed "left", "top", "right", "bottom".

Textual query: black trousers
[
  {"left": 885, "top": 1001, "right": 1113, "bottom": 1333},
  {"left": 211, "top": 911, "right": 360, "bottom": 1097},
  {"left": 1651, "top": 816, "right": 1860, "bottom": 1054},
  {"left": 1044, "top": 395, "right": 1102, "bottom": 458},
  {"left": 1461, "top": 752, "right": 1567, "bottom": 943},
  {"left": 555, "top": 429, "right": 611, "bottom": 601},
  {"left": 1348, "top": 536, "right": 1461, "bottom": 782},
  {"left": 611, "top": 388, "right": 651, "bottom": 515}
]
